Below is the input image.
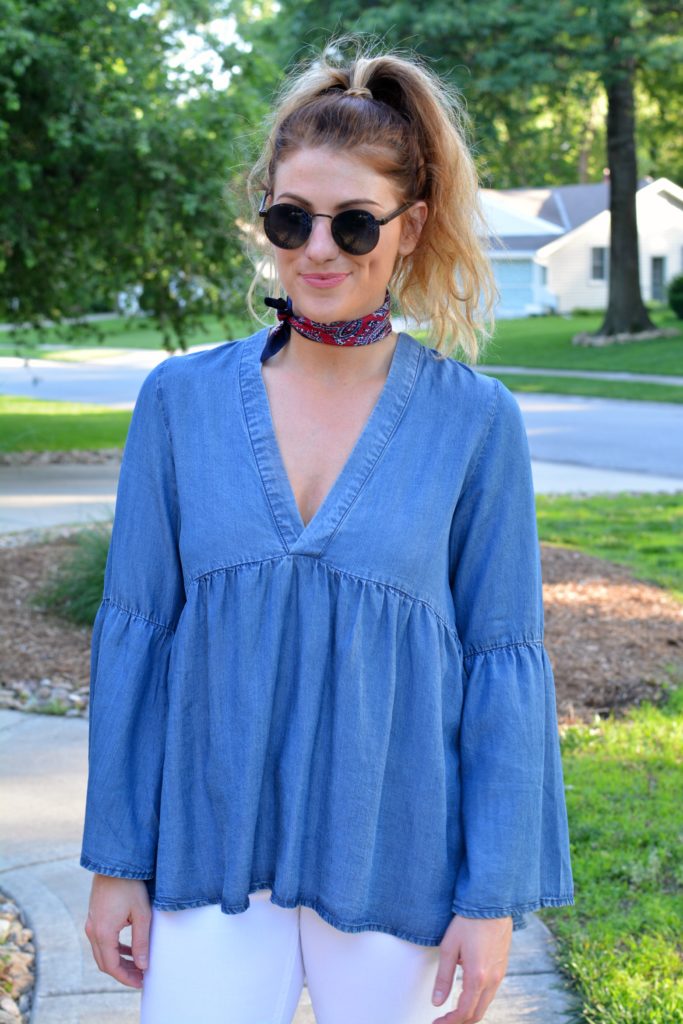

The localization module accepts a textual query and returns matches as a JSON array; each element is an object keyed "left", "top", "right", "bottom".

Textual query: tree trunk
[{"left": 598, "top": 61, "right": 655, "bottom": 335}]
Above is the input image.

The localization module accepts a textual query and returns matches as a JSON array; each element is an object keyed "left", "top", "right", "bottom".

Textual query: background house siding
[{"left": 543, "top": 212, "right": 611, "bottom": 313}]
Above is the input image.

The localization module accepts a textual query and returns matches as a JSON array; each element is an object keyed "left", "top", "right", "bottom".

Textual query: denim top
[{"left": 80, "top": 327, "right": 575, "bottom": 947}]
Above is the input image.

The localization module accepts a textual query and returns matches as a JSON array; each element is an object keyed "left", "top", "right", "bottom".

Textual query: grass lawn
[
  {"left": 0, "top": 396, "right": 132, "bottom": 452},
  {"left": 488, "top": 373, "right": 683, "bottom": 404},
  {"left": 422, "top": 308, "right": 683, "bottom": 401},
  {"left": 549, "top": 682, "right": 683, "bottom": 1024},
  {"left": 536, "top": 491, "right": 683, "bottom": 603},
  {"left": 0, "top": 313, "right": 256, "bottom": 357},
  {"left": 480, "top": 307, "right": 683, "bottom": 375},
  {"left": 533, "top": 491, "right": 683, "bottom": 1022}
]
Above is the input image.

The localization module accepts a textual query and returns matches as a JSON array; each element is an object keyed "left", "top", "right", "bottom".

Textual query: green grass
[
  {"left": 410, "top": 307, "right": 683, "bottom": 376},
  {"left": 0, "top": 395, "right": 133, "bottom": 452},
  {"left": 532, "top": 491, "right": 683, "bottom": 1022},
  {"left": 544, "top": 678, "right": 683, "bottom": 1023},
  {"left": 489, "top": 373, "right": 683, "bottom": 404},
  {"left": 482, "top": 308, "right": 683, "bottom": 375},
  {"left": 0, "top": 313, "right": 256, "bottom": 357},
  {"left": 536, "top": 492, "right": 683, "bottom": 602}
]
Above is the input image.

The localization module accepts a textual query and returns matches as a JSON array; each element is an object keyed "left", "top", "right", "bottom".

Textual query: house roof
[
  {"left": 535, "top": 176, "right": 683, "bottom": 259},
  {"left": 479, "top": 192, "right": 564, "bottom": 257},
  {"left": 486, "top": 182, "right": 615, "bottom": 232},
  {"left": 481, "top": 176, "right": 682, "bottom": 258},
  {"left": 488, "top": 234, "right": 561, "bottom": 253}
]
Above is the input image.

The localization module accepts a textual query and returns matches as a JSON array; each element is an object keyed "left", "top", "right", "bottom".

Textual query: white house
[{"left": 480, "top": 177, "right": 683, "bottom": 317}]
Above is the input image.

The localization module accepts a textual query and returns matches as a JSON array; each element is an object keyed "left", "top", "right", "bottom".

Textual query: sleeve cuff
[{"left": 80, "top": 853, "right": 153, "bottom": 880}]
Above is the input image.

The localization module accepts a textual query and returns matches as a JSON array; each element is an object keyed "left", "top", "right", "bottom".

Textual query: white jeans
[{"left": 140, "top": 889, "right": 455, "bottom": 1023}]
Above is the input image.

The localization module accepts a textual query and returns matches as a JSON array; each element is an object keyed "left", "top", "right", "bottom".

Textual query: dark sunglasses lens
[
  {"left": 263, "top": 204, "right": 311, "bottom": 249},
  {"left": 332, "top": 210, "right": 379, "bottom": 255}
]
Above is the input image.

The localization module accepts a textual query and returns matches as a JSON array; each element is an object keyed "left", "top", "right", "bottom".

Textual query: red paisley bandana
[{"left": 261, "top": 290, "right": 393, "bottom": 363}]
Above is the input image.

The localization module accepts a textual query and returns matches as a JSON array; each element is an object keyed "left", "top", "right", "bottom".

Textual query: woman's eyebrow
[{"left": 275, "top": 192, "right": 382, "bottom": 209}]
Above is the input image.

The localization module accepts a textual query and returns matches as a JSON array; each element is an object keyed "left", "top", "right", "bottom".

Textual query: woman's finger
[
  {"left": 467, "top": 983, "right": 499, "bottom": 1022},
  {"left": 84, "top": 913, "right": 103, "bottom": 972},
  {"left": 98, "top": 929, "right": 144, "bottom": 989},
  {"left": 432, "top": 946, "right": 459, "bottom": 1010},
  {"left": 444, "top": 966, "right": 486, "bottom": 1023},
  {"left": 131, "top": 901, "right": 152, "bottom": 971}
]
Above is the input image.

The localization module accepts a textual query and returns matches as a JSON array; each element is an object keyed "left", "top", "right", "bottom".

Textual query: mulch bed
[{"left": 1, "top": 532, "right": 682, "bottom": 726}]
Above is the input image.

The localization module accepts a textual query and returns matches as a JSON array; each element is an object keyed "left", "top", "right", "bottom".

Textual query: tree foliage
[
  {"left": 3, "top": 0, "right": 680, "bottom": 343},
  {"left": 230, "top": 0, "right": 682, "bottom": 334},
  {"left": 0, "top": 0, "right": 268, "bottom": 348},
  {"left": 230, "top": 0, "right": 682, "bottom": 189}
]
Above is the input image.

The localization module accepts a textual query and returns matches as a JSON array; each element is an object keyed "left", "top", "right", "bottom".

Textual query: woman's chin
[
  {"left": 290, "top": 294, "right": 353, "bottom": 324},
  {"left": 289, "top": 287, "right": 386, "bottom": 325}
]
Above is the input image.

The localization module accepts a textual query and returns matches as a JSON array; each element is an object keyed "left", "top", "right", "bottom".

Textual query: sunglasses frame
[{"left": 258, "top": 192, "right": 416, "bottom": 255}]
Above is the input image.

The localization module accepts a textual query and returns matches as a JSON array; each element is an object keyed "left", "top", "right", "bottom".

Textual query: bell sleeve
[
  {"left": 80, "top": 359, "right": 186, "bottom": 880},
  {"left": 449, "top": 377, "right": 574, "bottom": 932}
]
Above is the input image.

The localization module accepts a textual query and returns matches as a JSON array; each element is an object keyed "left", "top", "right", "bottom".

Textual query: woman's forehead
[{"left": 272, "top": 147, "right": 400, "bottom": 204}]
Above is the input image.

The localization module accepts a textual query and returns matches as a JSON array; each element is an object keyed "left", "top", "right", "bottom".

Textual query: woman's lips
[{"left": 300, "top": 273, "right": 350, "bottom": 288}]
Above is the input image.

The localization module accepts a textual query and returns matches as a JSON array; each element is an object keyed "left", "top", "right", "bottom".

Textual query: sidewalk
[
  {"left": 0, "top": 710, "right": 581, "bottom": 1024},
  {"left": 1, "top": 455, "right": 681, "bottom": 537},
  {"left": 476, "top": 365, "right": 683, "bottom": 386}
]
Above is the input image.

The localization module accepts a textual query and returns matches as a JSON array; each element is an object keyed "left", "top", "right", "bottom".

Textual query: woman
[{"left": 81, "top": 40, "right": 574, "bottom": 1024}]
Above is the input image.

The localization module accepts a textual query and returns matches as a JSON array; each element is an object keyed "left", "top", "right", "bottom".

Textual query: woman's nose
[{"left": 304, "top": 216, "right": 339, "bottom": 260}]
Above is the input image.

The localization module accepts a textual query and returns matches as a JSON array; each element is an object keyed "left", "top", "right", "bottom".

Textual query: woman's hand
[
  {"left": 84, "top": 874, "right": 152, "bottom": 989},
  {"left": 431, "top": 914, "right": 513, "bottom": 1023}
]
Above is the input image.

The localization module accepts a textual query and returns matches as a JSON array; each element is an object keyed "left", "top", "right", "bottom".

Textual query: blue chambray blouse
[{"left": 79, "top": 326, "right": 575, "bottom": 946}]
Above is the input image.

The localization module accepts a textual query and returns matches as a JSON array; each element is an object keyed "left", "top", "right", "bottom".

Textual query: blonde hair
[{"left": 246, "top": 38, "right": 497, "bottom": 363}]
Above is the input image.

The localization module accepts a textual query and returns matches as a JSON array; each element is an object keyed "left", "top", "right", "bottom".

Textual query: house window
[
  {"left": 590, "top": 247, "right": 608, "bottom": 282},
  {"left": 651, "top": 256, "right": 666, "bottom": 301},
  {"left": 539, "top": 265, "right": 548, "bottom": 286}
]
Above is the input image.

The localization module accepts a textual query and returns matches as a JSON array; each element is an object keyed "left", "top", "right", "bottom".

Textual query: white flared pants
[{"left": 140, "top": 889, "right": 455, "bottom": 1023}]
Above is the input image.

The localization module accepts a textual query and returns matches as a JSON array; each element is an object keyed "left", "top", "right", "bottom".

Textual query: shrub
[
  {"left": 30, "top": 522, "right": 111, "bottom": 626},
  {"left": 668, "top": 274, "right": 683, "bottom": 319}
]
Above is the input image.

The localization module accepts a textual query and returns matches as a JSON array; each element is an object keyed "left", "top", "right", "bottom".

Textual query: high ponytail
[{"left": 247, "top": 37, "right": 497, "bottom": 362}]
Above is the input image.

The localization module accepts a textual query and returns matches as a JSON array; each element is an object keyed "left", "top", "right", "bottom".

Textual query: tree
[
  {"left": 0, "top": 0, "right": 269, "bottom": 348},
  {"left": 601, "top": 26, "right": 654, "bottom": 335},
  {"left": 230, "top": 0, "right": 683, "bottom": 336}
]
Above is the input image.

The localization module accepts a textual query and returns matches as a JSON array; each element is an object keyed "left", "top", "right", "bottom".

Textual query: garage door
[{"left": 492, "top": 259, "right": 534, "bottom": 318}]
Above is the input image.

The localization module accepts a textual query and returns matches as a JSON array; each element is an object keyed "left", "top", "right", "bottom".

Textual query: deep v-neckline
[{"left": 239, "top": 328, "right": 421, "bottom": 556}]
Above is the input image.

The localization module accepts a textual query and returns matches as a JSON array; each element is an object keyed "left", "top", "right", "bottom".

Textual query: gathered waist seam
[{"left": 187, "top": 555, "right": 460, "bottom": 647}]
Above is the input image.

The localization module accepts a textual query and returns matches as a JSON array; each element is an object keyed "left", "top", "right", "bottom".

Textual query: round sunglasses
[{"left": 258, "top": 192, "right": 415, "bottom": 256}]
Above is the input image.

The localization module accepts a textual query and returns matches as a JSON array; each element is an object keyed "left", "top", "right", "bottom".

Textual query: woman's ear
[{"left": 398, "top": 202, "right": 428, "bottom": 256}]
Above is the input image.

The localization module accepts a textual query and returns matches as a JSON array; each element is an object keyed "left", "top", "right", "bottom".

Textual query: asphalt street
[{"left": 2, "top": 342, "right": 682, "bottom": 481}]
